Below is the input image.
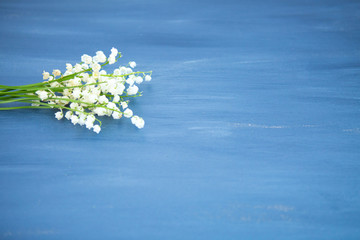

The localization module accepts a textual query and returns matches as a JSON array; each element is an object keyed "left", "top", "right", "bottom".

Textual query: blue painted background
[{"left": 0, "top": 0, "right": 359, "bottom": 239}]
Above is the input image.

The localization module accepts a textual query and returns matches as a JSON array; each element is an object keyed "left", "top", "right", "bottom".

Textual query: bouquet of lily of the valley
[{"left": 0, "top": 48, "right": 151, "bottom": 133}]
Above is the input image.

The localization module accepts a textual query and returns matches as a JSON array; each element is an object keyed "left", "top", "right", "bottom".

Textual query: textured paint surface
[{"left": 0, "top": 0, "right": 359, "bottom": 239}]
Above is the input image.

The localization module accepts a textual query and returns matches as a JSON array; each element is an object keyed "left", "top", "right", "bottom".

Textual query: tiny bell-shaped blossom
[
  {"left": 65, "top": 111, "right": 73, "bottom": 120},
  {"left": 108, "top": 56, "right": 116, "bottom": 65},
  {"left": 78, "top": 113, "right": 87, "bottom": 126},
  {"left": 113, "top": 95, "right": 120, "bottom": 103},
  {"left": 72, "top": 88, "right": 81, "bottom": 99},
  {"left": 70, "top": 115, "right": 79, "bottom": 125},
  {"left": 119, "top": 67, "right": 127, "bottom": 75},
  {"left": 111, "top": 47, "right": 118, "bottom": 56},
  {"left": 55, "top": 111, "right": 63, "bottom": 120},
  {"left": 93, "top": 125, "right": 101, "bottom": 134},
  {"left": 124, "top": 108, "right": 133, "bottom": 118},
  {"left": 66, "top": 63, "right": 73, "bottom": 71},
  {"left": 35, "top": 90, "right": 48, "bottom": 101},
  {"left": 42, "top": 71, "right": 50, "bottom": 80},
  {"left": 113, "top": 69, "right": 121, "bottom": 75},
  {"left": 120, "top": 101, "right": 128, "bottom": 109},
  {"left": 74, "top": 64, "right": 83, "bottom": 73},
  {"left": 135, "top": 76, "right": 143, "bottom": 84},
  {"left": 129, "top": 61, "right": 136, "bottom": 68},
  {"left": 126, "top": 75, "right": 135, "bottom": 86},
  {"left": 70, "top": 102, "right": 79, "bottom": 110},
  {"left": 145, "top": 75, "right": 152, "bottom": 81},
  {"left": 81, "top": 54, "right": 92, "bottom": 64},
  {"left": 131, "top": 115, "right": 145, "bottom": 129},
  {"left": 92, "top": 63, "right": 101, "bottom": 72},
  {"left": 112, "top": 111, "right": 122, "bottom": 119},
  {"left": 125, "top": 68, "right": 133, "bottom": 74},
  {"left": 127, "top": 85, "right": 139, "bottom": 95},
  {"left": 95, "top": 51, "right": 107, "bottom": 63},
  {"left": 98, "top": 95, "right": 109, "bottom": 104},
  {"left": 52, "top": 69, "right": 61, "bottom": 77},
  {"left": 85, "top": 120, "right": 94, "bottom": 129}
]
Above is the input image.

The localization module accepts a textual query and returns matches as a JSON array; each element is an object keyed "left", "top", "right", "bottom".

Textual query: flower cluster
[{"left": 0, "top": 48, "right": 151, "bottom": 134}]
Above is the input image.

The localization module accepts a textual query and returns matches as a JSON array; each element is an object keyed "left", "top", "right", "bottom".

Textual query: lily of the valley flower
[{"left": 0, "top": 48, "right": 152, "bottom": 134}]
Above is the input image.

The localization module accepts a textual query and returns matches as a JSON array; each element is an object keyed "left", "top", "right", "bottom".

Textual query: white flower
[
  {"left": 126, "top": 75, "right": 135, "bottom": 86},
  {"left": 74, "top": 64, "right": 83, "bottom": 73},
  {"left": 85, "top": 120, "right": 94, "bottom": 129},
  {"left": 55, "top": 111, "right": 63, "bottom": 120},
  {"left": 113, "top": 69, "right": 121, "bottom": 75},
  {"left": 82, "top": 63, "right": 89, "bottom": 70},
  {"left": 70, "top": 102, "right": 79, "bottom": 110},
  {"left": 107, "top": 102, "right": 117, "bottom": 110},
  {"left": 52, "top": 69, "right": 61, "bottom": 77},
  {"left": 98, "top": 95, "right": 109, "bottom": 104},
  {"left": 129, "top": 61, "right": 136, "bottom": 68},
  {"left": 135, "top": 76, "right": 143, "bottom": 84},
  {"left": 120, "top": 101, "right": 128, "bottom": 109},
  {"left": 70, "top": 115, "right": 79, "bottom": 125},
  {"left": 96, "top": 51, "right": 107, "bottom": 63},
  {"left": 111, "top": 47, "right": 118, "bottom": 56},
  {"left": 65, "top": 111, "right": 73, "bottom": 120},
  {"left": 127, "top": 85, "right": 138, "bottom": 95},
  {"left": 125, "top": 67, "right": 133, "bottom": 74},
  {"left": 86, "top": 115, "right": 96, "bottom": 123},
  {"left": 108, "top": 56, "right": 116, "bottom": 65},
  {"left": 72, "top": 88, "right": 81, "bottom": 99},
  {"left": 81, "top": 54, "right": 92, "bottom": 64},
  {"left": 82, "top": 93, "right": 98, "bottom": 104},
  {"left": 93, "top": 107, "right": 107, "bottom": 116},
  {"left": 113, "top": 95, "right": 120, "bottom": 102},
  {"left": 85, "top": 115, "right": 96, "bottom": 129},
  {"left": 42, "top": 71, "right": 50, "bottom": 80},
  {"left": 93, "top": 125, "right": 101, "bottom": 134},
  {"left": 78, "top": 114, "right": 87, "bottom": 125},
  {"left": 112, "top": 111, "right": 122, "bottom": 119},
  {"left": 131, "top": 115, "right": 145, "bottom": 129},
  {"left": 124, "top": 108, "right": 133, "bottom": 118},
  {"left": 66, "top": 63, "right": 73, "bottom": 71},
  {"left": 119, "top": 67, "right": 127, "bottom": 75},
  {"left": 145, "top": 75, "right": 152, "bottom": 81},
  {"left": 35, "top": 90, "right": 48, "bottom": 101},
  {"left": 92, "top": 63, "right": 101, "bottom": 72}
]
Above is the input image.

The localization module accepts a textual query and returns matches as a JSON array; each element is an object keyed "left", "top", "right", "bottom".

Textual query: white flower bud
[
  {"left": 92, "top": 63, "right": 101, "bottom": 72},
  {"left": 96, "top": 51, "right": 107, "bottom": 63},
  {"left": 145, "top": 75, "right": 152, "bottom": 81},
  {"left": 98, "top": 95, "right": 109, "bottom": 104},
  {"left": 65, "top": 111, "right": 73, "bottom": 120},
  {"left": 108, "top": 56, "right": 116, "bottom": 65},
  {"left": 131, "top": 115, "right": 145, "bottom": 129},
  {"left": 112, "top": 111, "right": 122, "bottom": 119},
  {"left": 52, "top": 69, "right": 61, "bottom": 77},
  {"left": 93, "top": 125, "right": 101, "bottom": 134},
  {"left": 113, "top": 95, "right": 120, "bottom": 102},
  {"left": 127, "top": 85, "right": 138, "bottom": 95},
  {"left": 81, "top": 54, "right": 92, "bottom": 64},
  {"left": 120, "top": 102, "right": 128, "bottom": 109},
  {"left": 124, "top": 108, "right": 133, "bottom": 118},
  {"left": 135, "top": 76, "right": 143, "bottom": 84},
  {"left": 66, "top": 63, "right": 72, "bottom": 71},
  {"left": 70, "top": 115, "right": 79, "bottom": 125},
  {"left": 129, "top": 61, "right": 136, "bottom": 68},
  {"left": 35, "top": 90, "right": 48, "bottom": 101},
  {"left": 55, "top": 111, "right": 63, "bottom": 120},
  {"left": 42, "top": 71, "right": 50, "bottom": 80},
  {"left": 111, "top": 47, "right": 118, "bottom": 56}
]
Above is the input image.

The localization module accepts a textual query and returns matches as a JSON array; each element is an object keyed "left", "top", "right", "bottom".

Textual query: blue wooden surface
[{"left": 0, "top": 0, "right": 359, "bottom": 239}]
